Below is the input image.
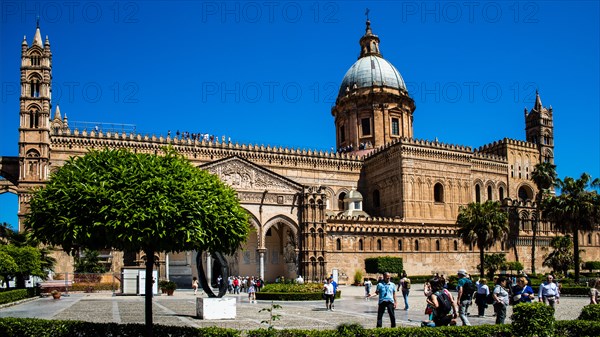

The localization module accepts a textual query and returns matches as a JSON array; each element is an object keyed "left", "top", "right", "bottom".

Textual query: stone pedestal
[{"left": 196, "top": 297, "right": 236, "bottom": 319}]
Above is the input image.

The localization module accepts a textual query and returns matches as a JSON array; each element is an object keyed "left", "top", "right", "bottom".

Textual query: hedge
[
  {"left": 0, "top": 288, "right": 38, "bottom": 305},
  {"left": 0, "top": 318, "right": 240, "bottom": 337},
  {"left": 256, "top": 291, "right": 341, "bottom": 301},
  {"left": 365, "top": 257, "right": 403, "bottom": 275},
  {"left": 2, "top": 317, "right": 599, "bottom": 337},
  {"left": 577, "top": 304, "right": 600, "bottom": 320}
]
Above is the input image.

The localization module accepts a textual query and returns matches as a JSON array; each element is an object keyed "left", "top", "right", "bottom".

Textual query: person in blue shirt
[
  {"left": 375, "top": 272, "right": 398, "bottom": 328},
  {"left": 329, "top": 276, "right": 338, "bottom": 309}
]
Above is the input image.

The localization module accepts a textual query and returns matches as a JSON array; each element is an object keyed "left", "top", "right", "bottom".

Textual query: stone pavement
[{"left": 0, "top": 285, "right": 589, "bottom": 331}]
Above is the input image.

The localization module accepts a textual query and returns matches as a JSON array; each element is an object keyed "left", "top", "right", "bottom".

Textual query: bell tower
[
  {"left": 525, "top": 91, "right": 554, "bottom": 164},
  {"left": 18, "top": 21, "right": 52, "bottom": 186}
]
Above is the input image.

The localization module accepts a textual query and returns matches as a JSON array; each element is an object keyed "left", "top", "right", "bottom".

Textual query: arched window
[
  {"left": 487, "top": 186, "right": 493, "bottom": 201},
  {"left": 435, "top": 240, "right": 440, "bottom": 251},
  {"left": 501, "top": 241, "right": 505, "bottom": 251},
  {"left": 373, "top": 190, "right": 380, "bottom": 208},
  {"left": 588, "top": 234, "right": 592, "bottom": 245},
  {"left": 434, "top": 183, "right": 444, "bottom": 203},
  {"left": 475, "top": 185, "right": 481, "bottom": 203},
  {"left": 414, "top": 240, "right": 419, "bottom": 251},
  {"left": 377, "top": 239, "right": 382, "bottom": 251},
  {"left": 338, "top": 192, "right": 346, "bottom": 211},
  {"left": 469, "top": 243, "right": 473, "bottom": 251},
  {"left": 358, "top": 239, "right": 363, "bottom": 251},
  {"left": 518, "top": 186, "right": 532, "bottom": 201},
  {"left": 499, "top": 186, "right": 505, "bottom": 201},
  {"left": 336, "top": 238, "right": 341, "bottom": 251},
  {"left": 453, "top": 240, "right": 458, "bottom": 251},
  {"left": 398, "top": 240, "right": 403, "bottom": 251}
]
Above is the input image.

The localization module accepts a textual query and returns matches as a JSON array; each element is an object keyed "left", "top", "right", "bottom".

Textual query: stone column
[{"left": 257, "top": 248, "right": 266, "bottom": 280}]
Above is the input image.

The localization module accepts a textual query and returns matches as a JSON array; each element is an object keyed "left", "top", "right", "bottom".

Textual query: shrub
[
  {"left": 353, "top": 270, "right": 363, "bottom": 285},
  {"left": 511, "top": 301, "right": 555, "bottom": 337},
  {"left": 0, "top": 289, "right": 33, "bottom": 305},
  {"left": 582, "top": 261, "right": 600, "bottom": 272},
  {"left": 336, "top": 323, "right": 366, "bottom": 337},
  {"left": 555, "top": 320, "right": 600, "bottom": 337},
  {"left": 364, "top": 256, "right": 403, "bottom": 275},
  {"left": 578, "top": 304, "right": 600, "bottom": 321},
  {"left": 256, "top": 291, "right": 340, "bottom": 301},
  {"left": 261, "top": 283, "right": 322, "bottom": 293}
]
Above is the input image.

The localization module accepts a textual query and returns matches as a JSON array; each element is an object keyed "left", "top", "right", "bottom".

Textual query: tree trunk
[
  {"left": 144, "top": 250, "right": 155, "bottom": 337},
  {"left": 573, "top": 229, "right": 580, "bottom": 283},
  {"left": 479, "top": 246, "right": 485, "bottom": 277}
]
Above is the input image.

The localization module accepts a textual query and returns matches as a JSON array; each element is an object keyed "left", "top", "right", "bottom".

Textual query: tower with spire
[
  {"left": 18, "top": 21, "right": 53, "bottom": 193},
  {"left": 525, "top": 90, "right": 554, "bottom": 164}
]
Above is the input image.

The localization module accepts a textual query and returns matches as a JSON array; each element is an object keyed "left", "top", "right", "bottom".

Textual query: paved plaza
[{"left": 0, "top": 285, "right": 590, "bottom": 331}]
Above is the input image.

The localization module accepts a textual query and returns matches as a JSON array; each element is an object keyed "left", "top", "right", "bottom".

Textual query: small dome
[
  {"left": 338, "top": 55, "right": 407, "bottom": 98},
  {"left": 345, "top": 189, "right": 363, "bottom": 201}
]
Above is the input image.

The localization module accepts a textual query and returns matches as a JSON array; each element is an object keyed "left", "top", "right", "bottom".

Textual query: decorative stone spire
[
  {"left": 533, "top": 90, "right": 543, "bottom": 111},
  {"left": 53, "top": 105, "right": 62, "bottom": 120},
  {"left": 359, "top": 19, "right": 382, "bottom": 58},
  {"left": 45, "top": 35, "right": 50, "bottom": 47},
  {"left": 33, "top": 22, "right": 43, "bottom": 47}
]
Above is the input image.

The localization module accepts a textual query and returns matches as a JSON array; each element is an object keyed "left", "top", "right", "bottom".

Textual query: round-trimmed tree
[{"left": 25, "top": 148, "right": 250, "bottom": 336}]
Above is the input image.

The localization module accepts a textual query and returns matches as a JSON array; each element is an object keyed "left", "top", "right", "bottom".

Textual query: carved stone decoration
[{"left": 202, "top": 157, "right": 303, "bottom": 194}]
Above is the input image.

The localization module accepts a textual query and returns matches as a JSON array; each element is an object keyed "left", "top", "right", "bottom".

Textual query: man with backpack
[
  {"left": 456, "top": 269, "right": 475, "bottom": 326},
  {"left": 423, "top": 277, "right": 458, "bottom": 327}
]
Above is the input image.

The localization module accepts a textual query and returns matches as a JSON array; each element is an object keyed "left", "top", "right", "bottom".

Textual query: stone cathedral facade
[{"left": 2, "top": 21, "right": 599, "bottom": 286}]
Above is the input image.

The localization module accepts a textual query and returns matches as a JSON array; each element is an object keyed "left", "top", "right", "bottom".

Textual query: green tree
[
  {"left": 531, "top": 162, "right": 557, "bottom": 274},
  {"left": 457, "top": 201, "right": 509, "bottom": 277},
  {"left": 477, "top": 253, "right": 507, "bottom": 278},
  {"left": 543, "top": 236, "right": 575, "bottom": 276},
  {"left": 0, "top": 250, "right": 18, "bottom": 286},
  {"left": 74, "top": 249, "right": 107, "bottom": 274},
  {"left": 0, "top": 245, "right": 43, "bottom": 288},
  {"left": 25, "top": 148, "right": 250, "bottom": 337},
  {"left": 542, "top": 173, "right": 600, "bottom": 282}
]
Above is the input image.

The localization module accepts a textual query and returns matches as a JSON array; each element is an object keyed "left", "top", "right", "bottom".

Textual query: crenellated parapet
[{"left": 49, "top": 128, "right": 364, "bottom": 172}]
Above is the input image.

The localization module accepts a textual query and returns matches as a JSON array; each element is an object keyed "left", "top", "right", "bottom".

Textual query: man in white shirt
[{"left": 538, "top": 274, "right": 560, "bottom": 309}]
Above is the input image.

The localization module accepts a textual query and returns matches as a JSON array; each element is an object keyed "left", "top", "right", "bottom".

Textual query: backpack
[
  {"left": 403, "top": 278, "right": 411, "bottom": 290},
  {"left": 486, "top": 292, "right": 496, "bottom": 305},
  {"left": 461, "top": 280, "right": 476, "bottom": 299},
  {"left": 434, "top": 290, "right": 452, "bottom": 317}
]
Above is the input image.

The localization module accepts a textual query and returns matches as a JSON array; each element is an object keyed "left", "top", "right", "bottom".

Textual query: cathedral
[{"left": 2, "top": 20, "right": 599, "bottom": 286}]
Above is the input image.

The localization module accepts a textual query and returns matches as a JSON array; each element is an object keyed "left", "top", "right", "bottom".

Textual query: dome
[
  {"left": 345, "top": 189, "right": 363, "bottom": 201},
  {"left": 338, "top": 55, "right": 407, "bottom": 98}
]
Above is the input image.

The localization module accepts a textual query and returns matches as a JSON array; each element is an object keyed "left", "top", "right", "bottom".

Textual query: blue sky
[{"left": 1, "top": 1, "right": 599, "bottom": 230}]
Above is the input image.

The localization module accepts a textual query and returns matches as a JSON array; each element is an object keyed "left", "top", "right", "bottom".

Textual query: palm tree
[
  {"left": 457, "top": 200, "right": 509, "bottom": 277},
  {"left": 542, "top": 173, "right": 600, "bottom": 282},
  {"left": 531, "top": 162, "right": 557, "bottom": 274},
  {"left": 543, "top": 235, "right": 575, "bottom": 277}
]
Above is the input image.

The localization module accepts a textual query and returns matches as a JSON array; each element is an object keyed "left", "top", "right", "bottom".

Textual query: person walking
[
  {"left": 192, "top": 276, "right": 199, "bottom": 296},
  {"left": 375, "top": 272, "right": 398, "bottom": 328},
  {"left": 364, "top": 278, "right": 372, "bottom": 300},
  {"left": 492, "top": 276, "right": 510, "bottom": 324},
  {"left": 512, "top": 277, "right": 534, "bottom": 304},
  {"left": 399, "top": 271, "right": 411, "bottom": 310},
  {"left": 248, "top": 277, "right": 257, "bottom": 303},
  {"left": 589, "top": 278, "right": 600, "bottom": 304},
  {"left": 456, "top": 269, "right": 474, "bottom": 326},
  {"left": 538, "top": 274, "right": 560, "bottom": 309},
  {"left": 323, "top": 277, "right": 335, "bottom": 311},
  {"left": 475, "top": 278, "right": 489, "bottom": 317}
]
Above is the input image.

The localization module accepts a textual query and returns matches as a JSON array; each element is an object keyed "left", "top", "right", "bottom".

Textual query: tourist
[
  {"left": 492, "top": 276, "right": 510, "bottom": 324},
  {"left": 423, "top": 280, "right": 434, "bottom": 320},
  {"left": 538, "top": 274, "right": 560, "bottom": 309},
  {"left": 192, "top": 276, "right": 199, "bottom": 296},
  {"left": 375, "top": 272, "right": 397, "bottom": 328},
  {"left": 589, "top": 278, "right": 600, "bottom": 304},
  {"left": 248, "top": 277, "right": 256, "bottom": 303},
  {"left": 364, "top": 278, "right": 372, "bottom": 300},
  {"left": 399, "top": 271, "right": 411, "bottom": 310},
  {"left": 330, "top": 277, "right": 338, "bottom": 309},
  {"left": 512, "top": 277, "right": 534, "bottom": 304},
  {"left": 323, "top": 277, "right": 335, "bottom": 311},
  {"left": 423, "top": 277, "right": 458, "bottom": 327},
  {"left": 456, "top": 269, "right": 474, "bottom": 326},
  {"left": 475, "top": 278, "right": 489, "bottom": 317}
]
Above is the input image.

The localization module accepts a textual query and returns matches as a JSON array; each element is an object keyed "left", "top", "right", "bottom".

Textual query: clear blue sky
[{"left": 1, "top": 1, "right": 599, "bottom": 230}]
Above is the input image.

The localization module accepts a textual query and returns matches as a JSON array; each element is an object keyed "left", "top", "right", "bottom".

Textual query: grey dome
[{"left": 338, "top": 55, "right": 407, "bottom": 98}]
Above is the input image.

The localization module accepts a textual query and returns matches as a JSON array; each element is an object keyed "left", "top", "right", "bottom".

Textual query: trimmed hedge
[
  {"left": 0, "top": 288, "right": 38, "bottom": 305},
  {"left": 511, "top": 302, "right": 554, "bottom": 337},
  {"left": 256, "top": 291, "right": 341, "bottom": 301},
  {"left": 0, "top": 318, "right": 240, "bottom": 337},
  {"left": 577, "top": 304, "right": 600, "bottom": 321},
  {"left": 365, "top": 256, "right": 403, "bottom": 275},
  {"left": 554, "top": 320, "right": 600, "bottom": 337},
  {"left": 246, "top": 325, "right": 513, "bottom": 337}
]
